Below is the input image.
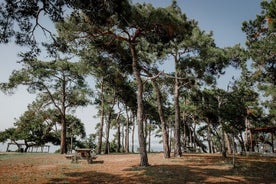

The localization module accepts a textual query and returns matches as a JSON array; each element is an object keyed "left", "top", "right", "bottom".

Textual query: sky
[{"left": 0, "top": 0, "right": 263, "bottom": 146}]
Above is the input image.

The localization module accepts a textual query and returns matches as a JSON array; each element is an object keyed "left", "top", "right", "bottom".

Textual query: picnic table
[
  {"left": 66, "top": 148, "right": 97, "bottom": 164},
  {"left": 183, "top": 146, "right": 196, "bottom": 153}
]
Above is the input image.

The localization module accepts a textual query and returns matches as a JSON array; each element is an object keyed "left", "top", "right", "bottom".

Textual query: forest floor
[{"left": 0, "top": 152, "right": 275, "bottom": 184}]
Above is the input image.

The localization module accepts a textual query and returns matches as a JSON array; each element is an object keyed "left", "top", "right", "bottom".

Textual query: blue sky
[{"left": 0, "top": 1, "right": 263, "bottom": 138}]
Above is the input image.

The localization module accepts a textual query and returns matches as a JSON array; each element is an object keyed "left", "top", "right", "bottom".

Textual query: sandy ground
[{"left": 0, "top": 152, "right": 275, "bottom": 184}]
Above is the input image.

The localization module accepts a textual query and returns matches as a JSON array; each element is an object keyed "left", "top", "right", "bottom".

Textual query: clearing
[{"left": 0, "top": 152, "right": 275, "bottom": 183}]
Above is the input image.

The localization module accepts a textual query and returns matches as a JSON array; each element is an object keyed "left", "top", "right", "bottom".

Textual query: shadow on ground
[{"left": 47, "top": 156, "right": 276, "bottom": 184}]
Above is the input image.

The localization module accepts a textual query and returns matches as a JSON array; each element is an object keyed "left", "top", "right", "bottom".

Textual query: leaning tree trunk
[{"left": 130, "top": 44, "right": 149, "bottom": 167}]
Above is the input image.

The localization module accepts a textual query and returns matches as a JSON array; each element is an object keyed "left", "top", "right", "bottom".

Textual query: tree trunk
[
  {"left": 207, "top": 121, "right": 212, "bottom": 153},
  {"left": 125, "top": 108, "right": 130, "bottom": 153},
  {"left": 105, "top": 93, "right": 116, "bottom": 154},
  {"left": 225, "top": 133, "right": 232, "bottom": 154},
  {"left": 24, "top": 140, "right": 29, "bottom": 152},
  {"left": 169, "top": 125, "right": 173, "bottom": 153},
  {"left": 60, "top": 76, "right": 67, "bottom": 154},
  {"left": 97, "top": 79, "right": 105, "bottom": 154},
  {"left": 104, "top": 114, "right": 111, "bottom": 154},
  {"left": 244, "top": 114, "right": 249, "bottom": 153},
  {"left": 121, "top": 124, "right": 125, "bottom": 152},
  {"left": 132, "top": 118, "right": 135, "bottom": 153},
  {"left": 193, "top": 128, "right": 207, "bottom": 153},
  {"left": 221, "top": 128, "right": 227, "bottom": 157},
  {"left": 217, "top": 97, "right": 226, "bottom": 158},
  {"left": 116, "top": 114, "right": 121, "bottom": 153},
  {"left": 130, "top": 44, "right": 149, "bottom": 166},
  {"left": 238, "top": 131, "right": 246, "bottom": 153},
  {"left": 144, "top": 119, "right": 148, "bottom": 151},
  {"left": 152, "top": 81, "right": 170, "bottom": 158},
  {"left": 116, "top": 102, "right": 122, "bottom": 153},
  {"left": 174, "top": 54, "right": 182, "bottom": 157},
  {"left": 148, "top": 120, "right": 151, "bottom": 153},
  {"left": 193, "top": 124, "right": 197, "bottom": 149}
]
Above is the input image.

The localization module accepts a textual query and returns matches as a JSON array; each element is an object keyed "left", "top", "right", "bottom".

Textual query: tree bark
[{"left": 130, "top": 44, "right": 149, "bottom": 166}]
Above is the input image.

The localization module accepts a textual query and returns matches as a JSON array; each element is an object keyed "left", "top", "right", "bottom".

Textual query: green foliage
[
  {"left": 0, "top": 0, "right": 66, "bottom": 53},
  {"left": 0, "top": 128, "right": 17, "bottom": 143},
  {"left": 82, "top": 133, "right": 97, "bottom": 149},
  {"left": 242, "top": 0, "right": 276, "bottom": 120},
  {"left": 0, "top": 101, "right": 87, "bottom": 150},
  {"left": 0, "top": 58, "right": 91, "bottom": 108}
]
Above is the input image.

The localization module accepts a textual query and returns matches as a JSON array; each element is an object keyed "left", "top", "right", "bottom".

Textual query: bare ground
[{"left": 0, "top": 152, "right": 275, "bottom": 184}]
